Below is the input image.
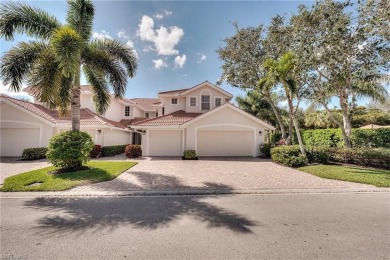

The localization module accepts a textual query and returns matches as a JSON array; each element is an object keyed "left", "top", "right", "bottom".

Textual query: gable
[{"left": 180, "top": 81, "right": 233, "bottom": 98}]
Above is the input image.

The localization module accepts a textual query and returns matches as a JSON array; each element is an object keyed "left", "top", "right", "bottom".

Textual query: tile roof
[
  {"left": 119, "top": 117, "right": 148, "bottom": 126},
  {"left": 132, "top": 110, "right": 202, "bottom": 126},
  {"left": 128, "top": 98, "right": 160, "bottom": 111},
  {"left": 1, "top": 94, "right": 128, "bottom": 130},
  {"left": 158, "top": 88, "right": 190, "bottom": 95}
]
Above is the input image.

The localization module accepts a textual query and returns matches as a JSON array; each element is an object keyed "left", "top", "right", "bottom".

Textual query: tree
[
  {"left": 262, "top": 52, "right": 306, "bottom": 156},
  {"left": 290, "top": 0, "right": 388, "bottom": 147},
  {"left": 0, "top": 0, "right": 137, "bottom": 131},
  {"left": 217, "top": 23, "right": 288, "bottom": 141}
]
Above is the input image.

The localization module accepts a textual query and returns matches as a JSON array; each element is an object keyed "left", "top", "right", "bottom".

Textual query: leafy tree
[
  {"left": 290, "top": 0, "right": 388, "bottom": 147},
  {"left": 217, "top": 23, "right": 288, "bottom": 140},
  {"left": 0, "top": 0, "right": 137, "bottom": 131}
]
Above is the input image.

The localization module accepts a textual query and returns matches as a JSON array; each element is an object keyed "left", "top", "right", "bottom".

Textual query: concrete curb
[{"left": 1, "top": 187, "right": 389, "bottom": 198}]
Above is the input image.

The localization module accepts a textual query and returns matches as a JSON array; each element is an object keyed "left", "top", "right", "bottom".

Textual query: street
[{"left": 1, "top": 192, "right": 389, "bottom": 259}]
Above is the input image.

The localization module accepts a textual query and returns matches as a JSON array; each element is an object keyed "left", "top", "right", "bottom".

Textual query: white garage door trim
[
  {"left": 195, "top": 124, "right": 256, "bottom": 157},
  {"left": 147, "top": 129, "right": 182, "bottom": 156}
]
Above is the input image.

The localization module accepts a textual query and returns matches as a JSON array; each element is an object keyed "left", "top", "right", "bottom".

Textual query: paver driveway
[{"left": 69, "top": 157, "right": 372, "bottom": 193}]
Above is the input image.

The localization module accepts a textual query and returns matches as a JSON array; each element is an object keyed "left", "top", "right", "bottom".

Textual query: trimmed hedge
[
  {"left": 125, "top": 144, "right": 142, "bottom": 158},
  {"left": 301, "top": 128, "right": 390, "bottom": 148},
  {"left": 327, "top": 147, "right": 390, "bottom": 169},
  {"left": 21, "top": 147, "right": 48, "bottom": 160},
  {"left": 101, "top": 145, "right": 127, "bottom": 157},
  {"left": 271, "top": 146, "right": 309, "bottom": 167},
  {"left": 183, "top": 150, "right": 197, "bottom": 159}
]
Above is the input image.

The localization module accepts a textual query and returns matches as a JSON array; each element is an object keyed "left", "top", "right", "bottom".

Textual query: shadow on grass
[
  {"left": 24, "top": 173, "right": 257, "bottom": 236},
  {"left": 52, "top": 168, "right": 112, "bottom": 182}
]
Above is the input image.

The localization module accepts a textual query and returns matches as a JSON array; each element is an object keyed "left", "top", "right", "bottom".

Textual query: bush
[
  {"left": 259, "top": 143, "right": 271, "bottom": 158},
  {"left": 327, "top": 147, "right": 390, "bottom": 169},
  {"left": 46, "top": 131, "right": 94, "bottom": 169},
  {"left": 90, "top": 145, "right": 102, "bottom": 158},
  {"left": 125, "top": 144, "right": 142, "bottom": 158},
  {"left": 305, "top": 146, "right": 330, "bottom": 164},
  {"left": 183, "top": 150, "right": 197, "bottom": 159},
  {"left": 302, "top": 129, "right": 344, "bottom": 147},
  {"left": 21, "top": 147, "right": 48, "bottom": 160},
  {"left": 101, "top": 145, "right": 127, "bottom": 157},
  {"left": 271, "top": 145, "right": 308, "bottom": 167}
]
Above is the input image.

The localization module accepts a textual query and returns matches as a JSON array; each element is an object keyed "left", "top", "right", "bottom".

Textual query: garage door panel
[
  {"left": 149, "top": 130, "right": 182, "bottom": 156},
  {"left": 1, "top": 128, "right": 40, "bottom": 156},
  {"left": 197, "top": 130, "right": 253, "bottom": 156}
]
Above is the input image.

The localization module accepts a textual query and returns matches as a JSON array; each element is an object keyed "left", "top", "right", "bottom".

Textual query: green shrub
[
  {"left": 21, "top": 147, "right": 48, "bottom": 160},
  {"left": 125, "top": 144, "right": 142, "bottom": 158},
  {"left": 101, "top": 145, "right": 127, "bottom": 157},
  {"left": 327, "top": 147, "right": 390, "bottom": 169},
  {"left": 259, "top": 143, "right": 271, "bottom": 158},
  {"left": 305, "top": 146, "right": 330, "bottom": 164},
  {"left": 90, "top": 145, "right": 102, "bottom": 158},
  {"left": 351, "top": 128, "right": 390, "bottom": 148},
  {"left": 270, "top": 132, "right": 282, "bottom": 144},
  {"left": 271, "top": 145, "right": 308, "bottom": 167},
  {"left": 46, "top": 131, "right": 94, "bottom": 169},
  {"left": 183, "top": 150, "right": 197, "bottom": 159},
  {"left": 302, "top": 129, "right": 344, "bottom": 147}
]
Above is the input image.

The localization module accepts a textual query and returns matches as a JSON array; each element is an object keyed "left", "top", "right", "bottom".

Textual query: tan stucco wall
[
  {"left": 103, "top": 97, "right": 124, "bottom": 122},
  {"left": 160, "top": 96, "right": 186, "bottom": 115},
  {"left": 1, "top": 102, "right": 55, "bottom": 148},
  {"left": 184, "top": 85, "right": 231, "bottom": 113},
  {"left": 102, "top": 129, "right": 131, "bottom": 146},
  {"left": 80, "top": 92, "right": 97, "bottom": 112}
]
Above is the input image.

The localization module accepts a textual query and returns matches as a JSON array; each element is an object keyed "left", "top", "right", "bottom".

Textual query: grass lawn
[
  {"left": 299, "top": 164, "right": 390, "bottom": 187},
  {"left": 1, "top": 161, "right": 137, "bottom": 192}
]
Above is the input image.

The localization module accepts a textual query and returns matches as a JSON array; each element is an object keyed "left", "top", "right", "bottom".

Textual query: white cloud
[
  {"left": 154, "top": 13, "right": 164, "bottom": 19},
  {"left": 197, "top": 53, "right": 207, "bottom": 63},
  {"left": 137, "top": 15, "right": 184, "bottom": 55},
  {"left": 152, "top": 59, "right": 167, "bottom": 70},
  {"left": 117, "top": 29, "right": 129, "bottom": 39},
  {"left": 92, "top": 30, "right": 112, "bottom": 40},
  {"left": 0, "top": 81, "right": 33, "bottom": 101},
  {"left": 125, "top": 40, "right": 139, "bottom": 59},
  {"left": 165, "top": 10, "right": 172, "bottom": 16},
  {"left": 174, "top": 54, "right": 186, "bottom": 68}
]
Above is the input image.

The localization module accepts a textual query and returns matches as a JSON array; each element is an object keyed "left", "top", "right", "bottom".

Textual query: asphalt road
[{"left": 1, "top": 193, "right": 389, "bottom": 260}]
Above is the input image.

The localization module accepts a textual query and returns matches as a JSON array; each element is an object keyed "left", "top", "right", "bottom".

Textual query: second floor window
[
  {"left": 145, "top": 112, "right": 150, "bottom": 118},
  {"left": 190, "top": 97, "right": 196, "bottom": 106},
  {"left": 215, "top": 98, "right": 222, "bottom": 107},
  {"left": 125, "top": 106, "right": 130, "bottom": 117},
  {"left": 201, "top": 95, "right": 210, "bottom": 110},
  {"left": 162, "top": 107, "right": 165, "bottom": 115},
  {"left": 171, "top": 98, "right": 178, "bottom": 105}
]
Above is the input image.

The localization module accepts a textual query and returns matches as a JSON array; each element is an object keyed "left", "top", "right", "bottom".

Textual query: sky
[{"left": 0, "top": 0, "right": 314, "bottom": 103}]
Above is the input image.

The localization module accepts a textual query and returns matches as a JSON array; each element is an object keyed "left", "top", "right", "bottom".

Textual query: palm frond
[
  {"left": 66, "top": 0, "right": 94, "bottom": 41},
  {"left": 58, "top": 76, "right": 73, "bottom": 115},
  {"left": 51, "top": 26, "right": 83, "bottom": 77},
  {"left": 0, "top": 40, "right": 48, "bottom": 91},
  {"left": 28, "top": 49, "right": 62, "bottom": 108},
  {"left": 83, "top": 65, "right": 110, "bottom": 114},
  {"left": 90, "top": 38, "right": 138, "bottom": 77},
  {"left": 0, "top": 2, "right": 60, "bottom": 40},
  {"left": 83, "top": 46, "right": 127, "bottom": 98}
]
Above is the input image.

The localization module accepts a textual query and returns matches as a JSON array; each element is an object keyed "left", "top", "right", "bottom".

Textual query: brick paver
[{"left": 69, "top": 157, "right": 372, "bottom": 193}]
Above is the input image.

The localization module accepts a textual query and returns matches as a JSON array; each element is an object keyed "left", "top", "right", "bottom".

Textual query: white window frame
[
  {"left": 201, "top": 95, "right": 210, "bottom": 111},
  {"left": 125, "top": 106, "right": 130, "bottom": 117},
  {"left": 171, "top": 98, "right": 178, "bottom": 105},
  {"left": 189, "top": 96, "right": 197, "bottom": 107},
  {"left": 214, "top": 97, "right": 222, "bottom": 107}
]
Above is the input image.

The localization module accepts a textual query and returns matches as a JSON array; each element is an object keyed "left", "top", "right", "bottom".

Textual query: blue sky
[{"left": 0, "top": 0, "right": 312, "bottom": 103}]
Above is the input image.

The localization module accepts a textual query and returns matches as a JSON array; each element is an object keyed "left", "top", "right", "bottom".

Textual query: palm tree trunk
[
  {"left": 292, "top": 114, "right": 306, "bottom": 156},
  {"left": 265, "top": 95, "right": 287, "bottom": 141},
  {"left": 71, "top": 66, "right": 81, "bottom": 131},
  {"left": 287, "top": 116, "right": 293, "bottom": 145}
]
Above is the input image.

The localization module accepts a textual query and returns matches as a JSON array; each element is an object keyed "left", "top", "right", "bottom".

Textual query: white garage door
[
  {"left": 197, "top": 130, "right": 254, "bottom": 156},
  {"left": 1, "top": 128, "right": 40, "bottom": 156},
  {"left": 149, "top": 130, "right": 182, "bottom": 156}
]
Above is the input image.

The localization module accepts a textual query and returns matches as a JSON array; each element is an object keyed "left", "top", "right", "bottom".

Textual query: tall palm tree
[
  {"left": 0, "top": 0, "right": 137, "bottom": 131},
  {"left": 263, "top": 52, "right": 306, "bottom": 156}
]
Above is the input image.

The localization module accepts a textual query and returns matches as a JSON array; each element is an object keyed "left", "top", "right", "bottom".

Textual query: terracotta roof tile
[
  {"left": 120, "top": 117, "right": 147, "bottom": 126},
  {"left": 128, "top": 98, "right": 160, "bottom": 111},
  {"left": 157, "top": 88, "right": 190, "bottom": 95},
  {"left": 1, "top": 94, "right": 128, "bottom": 130},
  {"left": 132, "top": 110, "right": 202, "bottom": 126}
]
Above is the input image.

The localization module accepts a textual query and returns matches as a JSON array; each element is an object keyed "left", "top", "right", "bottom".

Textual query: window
[
  {"left": 171, "top": 98, "right": 178, "bottom": 105},
  {"left": 162, "top": 107, "right": 165, "bottom": 115},
  {"left": 125, "top": 106, "right": 130, "bottom": 117},
  {"left": 145, "top": 112, "right": 150, "bottom": 118},
  {"left": 201, "top": 95, "right": 210, "bottom": 110},
  {"left": 190, "top": 97, "right": 196, "bottom": 107},
  {"left": 156, "top": 112, "right": 158, "bottom": 117},
  {"left": 215, "top": 98, "right": 222, "bottom": 107}
]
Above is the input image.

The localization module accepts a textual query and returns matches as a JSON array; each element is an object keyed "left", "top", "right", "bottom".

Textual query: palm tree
[
  {"left": 263, "top": 52, "right": 306, "bottom": 156},
  {"left": 0, "top": 0, "right": 137, "bottom": 131}
]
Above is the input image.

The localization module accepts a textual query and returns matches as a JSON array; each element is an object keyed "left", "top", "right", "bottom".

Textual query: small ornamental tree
[{"left": 46, "top": 131, "right": 94, "bottom": 170}]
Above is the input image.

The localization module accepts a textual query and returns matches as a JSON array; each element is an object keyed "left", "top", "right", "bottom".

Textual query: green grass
[
  {"left": 299, "top": 164, "right": 390, "bottom": 187},
  {"left": 1, "top": 161, "right": 137, "bottom": 192}
]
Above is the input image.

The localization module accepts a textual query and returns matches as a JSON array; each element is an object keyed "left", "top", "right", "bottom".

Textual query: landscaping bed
[{"left": 1, "top": 161, "right": 137, "bottom": 192}]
